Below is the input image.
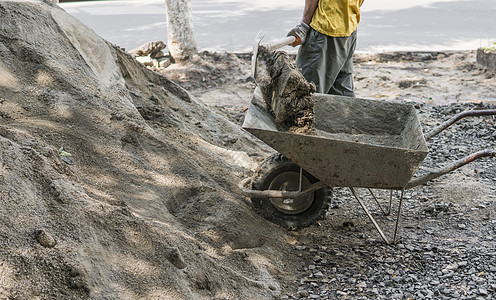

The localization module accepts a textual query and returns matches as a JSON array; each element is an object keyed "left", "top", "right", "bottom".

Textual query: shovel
[
  {"left": 251, "top": 31, "right": 298, "bottom": 81},
  {"left": 249, "top": 32, "right": 315, "bottom": 126}
]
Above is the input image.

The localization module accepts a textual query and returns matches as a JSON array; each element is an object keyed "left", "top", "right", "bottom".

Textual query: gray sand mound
[{"left": 0, "top": 1, "right": 297, "bottom": 299}]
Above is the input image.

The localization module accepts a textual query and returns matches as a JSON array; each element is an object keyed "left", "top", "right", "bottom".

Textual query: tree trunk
[{"left": 165, "top": 0, "right": 197, "bottom": 61}]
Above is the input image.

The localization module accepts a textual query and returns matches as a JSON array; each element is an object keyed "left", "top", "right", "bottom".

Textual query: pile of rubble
[{"left": 130, "top": 40, "right": 173, "bottom": 68}]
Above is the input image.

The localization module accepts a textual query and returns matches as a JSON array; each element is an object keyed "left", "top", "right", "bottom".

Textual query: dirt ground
[
  {"left": 1, "top": 2, "right": 495, "bottom": 300},
  {"left": 161, "top": 50, "right": 496, "bottom": 116}
]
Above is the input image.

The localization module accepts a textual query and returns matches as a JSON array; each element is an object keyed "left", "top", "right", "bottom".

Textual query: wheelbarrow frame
[{"left": 238, "top": 93, "right": 496, "bottom": 244}]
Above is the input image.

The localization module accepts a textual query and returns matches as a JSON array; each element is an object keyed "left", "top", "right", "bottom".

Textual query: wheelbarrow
[{"left": 238, "top": 89, "right": 496, "bottom": 244}]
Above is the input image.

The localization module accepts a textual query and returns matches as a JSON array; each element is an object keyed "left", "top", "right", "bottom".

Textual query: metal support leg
[
  {"left": 393, "top": 190, "right": 405, "bottom": 244},
  {"left": 349, "top": 187, "right": 390, "bottom": 244},
  {"left": 368, "top": 189, "right": 392, "bottom": 216},
  {"left": 284, "top": 167, "right": 304, "bottom": 205}
]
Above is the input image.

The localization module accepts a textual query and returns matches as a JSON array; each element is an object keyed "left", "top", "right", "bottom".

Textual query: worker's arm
[
  {"left": 301, "top": 0, "right": 319, "bottom": 25},
  {"left": 288, "top": 0, "right": 319, "bottom": 46}
]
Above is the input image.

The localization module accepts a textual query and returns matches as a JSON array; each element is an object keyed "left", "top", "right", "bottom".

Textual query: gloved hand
[{"left": 287, "top": 21, "right": 310, "bottom": 46}]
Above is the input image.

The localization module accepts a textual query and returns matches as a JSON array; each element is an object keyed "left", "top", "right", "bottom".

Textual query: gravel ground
[
  {"left": 282, "top": 102, "right": 496, "bottom": 300},
  {"left": 160, "top": 50, "right": 495, "bottom": 300}
]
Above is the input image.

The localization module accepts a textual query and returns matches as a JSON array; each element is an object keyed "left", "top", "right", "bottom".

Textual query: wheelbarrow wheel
[{"left": 251, "top": 153, "right": 332, "bottom": 230}]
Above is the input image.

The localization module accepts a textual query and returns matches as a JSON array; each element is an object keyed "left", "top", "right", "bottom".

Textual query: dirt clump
[{"left": 255, "top": 46, "right": 316, "bottom": 134}]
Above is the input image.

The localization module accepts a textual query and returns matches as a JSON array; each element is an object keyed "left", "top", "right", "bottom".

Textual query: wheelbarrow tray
[{"left": 243, "top": 92, "right": 429, "bottom": 189}]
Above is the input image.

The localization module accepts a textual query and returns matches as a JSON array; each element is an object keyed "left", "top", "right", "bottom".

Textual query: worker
[{"left": 288, "top": 0, "right": 364, "bottom": 97}]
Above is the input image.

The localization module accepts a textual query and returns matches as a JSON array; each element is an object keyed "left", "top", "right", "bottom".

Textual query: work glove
[{"left": 287, "top": 21, "right": 310, "bottom": 46}]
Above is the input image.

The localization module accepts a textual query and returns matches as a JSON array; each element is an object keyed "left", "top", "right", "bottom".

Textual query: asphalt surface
[{"left": 59, "top": 0, "right": 496, "bottom": 53}]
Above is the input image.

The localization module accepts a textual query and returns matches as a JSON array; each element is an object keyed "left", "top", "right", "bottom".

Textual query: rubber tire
[{"left": 251, "top": 153, "right": 332, "bottom": 230}]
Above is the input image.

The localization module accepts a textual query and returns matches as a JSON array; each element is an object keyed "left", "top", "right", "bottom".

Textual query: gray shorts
[{"left": 296, "top": 29, "right": 357, "bottom": 96}]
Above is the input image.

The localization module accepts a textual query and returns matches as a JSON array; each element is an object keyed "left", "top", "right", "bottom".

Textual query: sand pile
[{"left": 0, "top": 1, "right": 299, "bottom": 299}]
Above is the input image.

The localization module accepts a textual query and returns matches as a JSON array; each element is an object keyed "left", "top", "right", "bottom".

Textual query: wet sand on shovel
[{"left": 256, "top": 46, "right": 316, "bottom": 134}]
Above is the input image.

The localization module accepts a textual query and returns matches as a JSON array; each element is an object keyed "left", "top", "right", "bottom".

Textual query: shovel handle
[{"left": 265, "top": 36, "right": 297, "bottom": 51}]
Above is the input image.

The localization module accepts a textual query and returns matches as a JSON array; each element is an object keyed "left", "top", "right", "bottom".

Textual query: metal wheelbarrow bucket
[{"left": 239, "top": 90, "right": 496, "bottom": 244}]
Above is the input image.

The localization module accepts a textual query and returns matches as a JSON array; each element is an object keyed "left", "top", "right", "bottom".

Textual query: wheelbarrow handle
[
  {"left": 406, "top": 149, "right": 496, "bottom": 189},
  {"left": 424, "top": 109, "right": 496, "bottom": 140}
]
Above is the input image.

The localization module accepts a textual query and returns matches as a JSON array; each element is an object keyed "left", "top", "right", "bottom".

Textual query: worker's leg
[
  {"left": 297, "top": 30, "right": 357, "bottom": 95},
  {"left": 329, "top": 69, "right": 354, "bottom": 96},
  {"left": 327, "top": 31, "right": 357, "bottom": 97},
  {"left": 296, "top": 29, "right": 339, "bottom": 93}
]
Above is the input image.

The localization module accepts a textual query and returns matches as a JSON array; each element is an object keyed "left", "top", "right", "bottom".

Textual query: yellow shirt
[{"left": 310, "top": 0, "right": 363, "bottom": 37}]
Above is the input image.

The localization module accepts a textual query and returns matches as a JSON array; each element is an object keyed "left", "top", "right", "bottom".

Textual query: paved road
[{"left": 60, "top": 0, "right": 496, "bottom": 53}]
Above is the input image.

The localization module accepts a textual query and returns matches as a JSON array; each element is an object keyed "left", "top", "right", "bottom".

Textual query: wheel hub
[{"left": 268, "top": 171, "right": 314, "bottom": 215}]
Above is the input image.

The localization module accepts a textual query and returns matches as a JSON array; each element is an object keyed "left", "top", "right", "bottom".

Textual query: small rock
[
  {"left": 158, "top": 57, "right": 172, "bottom": 68},
  {"left": 406, "top": 245, "right": 416, "bottom": 251},
  {"left": 444, "top": 263, "right": 459, "bottom": 271},
  {"left": 297, "top": 290, "right": 309, "bottom": 298},
  {"left": 150, "top": 50, "right": 165, "bottom": 59},
  {"left": 441, "top": 288, "right": 451, "bottom": 295},
  {"left": 35, "top": 230, "right": 56, "bottom": 248},
  {"left": 459, "top": 261, "right": 468, "bottom": 267},
  {"left": 478, "top": 288, "right": 488, "bottom": 296},
  {"left": 162, "top": 247, "right": 186, "bottom": 269}
]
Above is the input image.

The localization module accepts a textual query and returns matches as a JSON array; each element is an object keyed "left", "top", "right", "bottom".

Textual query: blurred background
[{"left": 59, "top": 0, "right": 496, "bottom": 53}]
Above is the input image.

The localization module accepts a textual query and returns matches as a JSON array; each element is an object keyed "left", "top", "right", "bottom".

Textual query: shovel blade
[{"left": 251, "top": 31, "right": 265, "bottom": 80}]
